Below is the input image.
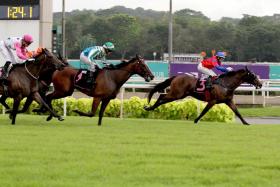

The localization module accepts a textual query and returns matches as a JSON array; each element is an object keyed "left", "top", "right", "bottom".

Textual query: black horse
[
  {"left": 0, "top": 48, "right": 65, "bottom": 124},
  {"left": 144, "top": 67, "right": 262, "bottom": 125}
]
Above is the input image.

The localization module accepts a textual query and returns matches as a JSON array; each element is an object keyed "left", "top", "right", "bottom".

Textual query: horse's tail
[{"left": 147, "top": 76, "right": 176, "bottom": 103}]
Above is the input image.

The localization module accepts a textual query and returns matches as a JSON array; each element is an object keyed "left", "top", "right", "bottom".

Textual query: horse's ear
[
  {"left": 136, "top": 54, "right": 139, "bottom": 59},
  {"left": 245, "top": 66, "right": 249, "bottom": 72},
  {"left": 58, "top": 52, "right": 63, "bottom": 60}
]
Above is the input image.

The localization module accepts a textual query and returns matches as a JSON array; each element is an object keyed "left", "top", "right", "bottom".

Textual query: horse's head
[
  {"left": 35, "top": 48, "right": 66, "bottom": 71},
  {"left": 130, "top": 55, "right": 154, "bottom": 82},
  {"left": 57, "top": 52, "right": 69, "bottom": 66},
  {"left": 243, "top": 66, "right": 262, "bottom": 89}
]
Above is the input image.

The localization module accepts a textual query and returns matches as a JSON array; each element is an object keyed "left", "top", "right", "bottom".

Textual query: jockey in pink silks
[{"left": 0, "top": 34, "right": 34, "bottom": 79}]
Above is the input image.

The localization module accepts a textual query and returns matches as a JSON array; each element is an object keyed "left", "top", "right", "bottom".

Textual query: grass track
[
  {"left": 0, "top": 115, "right": 280, "bottom": 187},
  {"left": 239, "top": 106, "right": 280, "bottom": 117}
]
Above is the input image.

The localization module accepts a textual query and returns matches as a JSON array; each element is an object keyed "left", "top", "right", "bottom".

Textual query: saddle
[
  {"left": 195, "top": 76, "right": 219, "bottom": 101},
  {"left": 74, "top": 69, "right": 98, "bottom": 90}
]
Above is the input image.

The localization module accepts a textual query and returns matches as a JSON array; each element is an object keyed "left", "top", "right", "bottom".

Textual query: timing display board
[{"left": 0, "top": 0, "right": 40, "bottom": 20}]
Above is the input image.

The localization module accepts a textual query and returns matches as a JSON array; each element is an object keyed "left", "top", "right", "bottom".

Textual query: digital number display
[{"left": 0, "top": 0, "right": 40, "bottom": 20}]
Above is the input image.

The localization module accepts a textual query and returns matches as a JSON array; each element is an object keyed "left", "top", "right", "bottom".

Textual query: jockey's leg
[
  {"left": 2, "top": 61, "right": 12, "bottom": 79},
  {"left": 198, "top": 64, "right": 216, "bottom": 89},
  {"left": 87, "top": 65, "right": 96, "bottom": 85},
  {"left": 80, "top": 53, "right": 96, "bottom": 85}
]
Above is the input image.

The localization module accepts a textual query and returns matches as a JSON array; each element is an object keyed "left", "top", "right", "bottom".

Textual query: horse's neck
[
  {"left": 39, "top": 68, "right": 55, "bottom": 83},
  {"left": 221, "top": 72, "right": 246, "bottom": 90},
  {"left": 109, "top": 65, "right": 133, "bottom": 85},
  {"left": 25, "top": 61, "right": 43, "bottom": 77}
]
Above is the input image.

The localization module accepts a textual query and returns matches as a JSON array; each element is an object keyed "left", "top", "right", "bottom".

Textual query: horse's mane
[
  {"left": 218, "top": 69, "right": 246, "bottom": 78},
  {"left": 113, "top": 57, "right": 137, "bottom": 69}
]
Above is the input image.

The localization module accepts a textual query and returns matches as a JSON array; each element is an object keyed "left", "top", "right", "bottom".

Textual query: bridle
[{"left": 24, "top": 52, "right": 47, "bottom": 80}]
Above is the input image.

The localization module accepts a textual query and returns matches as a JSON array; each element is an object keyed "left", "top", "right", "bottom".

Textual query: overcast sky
[{"left": 53, "top": 0, "right": 280, "bottom": 21}]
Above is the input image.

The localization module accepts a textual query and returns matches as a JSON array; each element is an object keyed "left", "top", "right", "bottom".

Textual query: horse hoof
[
  {"left": 143, "top": 106, "right": 150, "bottom": 111},
  {"left": 6, "top": 109, "right": 12, "bottom": 114},
  {"left": 32, "top": 109, "right": 40, "bottom": 113},
  {"left": 46, "top": 116, "right": 53, "bottom": 121},
  {"left": 58, "top": 116, "right": 64, "bottom": 121}
]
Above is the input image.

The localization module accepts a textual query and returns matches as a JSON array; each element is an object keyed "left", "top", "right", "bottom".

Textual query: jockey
[
  {"left": 0, "top": 34, "right": 34, "bottom": 80},
  {"left": 197, "top": 51, "right": 233, "bottom": 88},
  {"left": 80, "top": 42, "right": 115, "bottom": 83}
]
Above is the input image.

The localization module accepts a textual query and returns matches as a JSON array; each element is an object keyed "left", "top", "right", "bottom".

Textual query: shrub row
[{"left": 0, "top": 97, "right": 235, "bottom": 122}]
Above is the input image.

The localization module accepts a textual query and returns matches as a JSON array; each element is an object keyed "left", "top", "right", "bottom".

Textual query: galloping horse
[
  {"left": 0, "top": 48, "right": 65, "bottom": 124},
  {"left": 144, "top": 67, "right": 262, "bottom": 125},
  {"left": 41, "top": 55, "right": 154, "bottom": 125}
]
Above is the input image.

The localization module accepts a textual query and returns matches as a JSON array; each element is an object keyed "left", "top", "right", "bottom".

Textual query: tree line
[{"left": 53, "top": 6, "right": 280, "bottom": 62}]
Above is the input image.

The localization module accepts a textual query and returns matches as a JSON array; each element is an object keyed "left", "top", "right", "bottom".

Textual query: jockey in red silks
[
  {"left": 0, "top": 34, "right": 34, "bottom": 80},
  {"left": 197, "top": 51, "right": 233, "bottom": 89}
]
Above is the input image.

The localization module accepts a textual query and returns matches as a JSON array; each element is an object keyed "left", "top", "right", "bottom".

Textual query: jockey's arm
[
  {"left": 215, "top": 65, "right": 229, "bottom": 73},
  {"left": 14, "top": 42, "right": 28, "bottom": 60},
  {"left": 88, "top": 49, "right": 99, "bottom": 64}
]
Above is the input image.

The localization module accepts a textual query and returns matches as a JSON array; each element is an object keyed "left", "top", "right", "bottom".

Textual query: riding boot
[
  {"left": 1, "top": 61, "right": 11, "bottom": 80},
  {"left": 205, "top": 76, "right": 212, "bottom": 90},
  {"left": 87, "top": 71, "right": 95, "bottom": 85}
]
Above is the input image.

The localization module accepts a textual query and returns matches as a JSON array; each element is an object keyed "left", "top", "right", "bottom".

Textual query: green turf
[
  {"left": 239, "top": 106, "right": 280, "bottom": 117},
  {"left": 0, "top": 115, "right": 280, "bottom": 187}
]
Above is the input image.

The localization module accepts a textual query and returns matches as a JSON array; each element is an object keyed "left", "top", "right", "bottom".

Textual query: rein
[{"left": 24, "top": 53, "right": 47, "bottom": 80}]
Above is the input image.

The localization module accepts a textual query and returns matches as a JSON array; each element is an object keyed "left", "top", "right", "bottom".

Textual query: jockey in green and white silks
[{"left": 80, "top": 42, "right": 115, "bottom": 72}]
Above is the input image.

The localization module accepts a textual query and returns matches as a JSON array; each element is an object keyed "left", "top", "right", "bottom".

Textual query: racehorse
[
  {"left": 39, "top": 54, "right": 154, "bottom": 125},
  {"left": 0, "top": 48, "right": 65, "bottom": 124},
  {"left": 144, "top": 67, "right": 262, "bottom": 125},
  {"left": 15, "top": 54, "right": 69, "bottom": 114}
]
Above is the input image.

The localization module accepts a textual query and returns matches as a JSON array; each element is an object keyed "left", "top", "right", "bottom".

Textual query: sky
[{"left": 53, "top": 0, "right": 280, "bottom": 21}]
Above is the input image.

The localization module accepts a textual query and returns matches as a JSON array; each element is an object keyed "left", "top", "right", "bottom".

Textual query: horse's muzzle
[
  {"left": 145, "top": 75, "right": 154, "bottom": 82},
  {"left": 256, "top": 83, "right": 262, "bottom": 89}
]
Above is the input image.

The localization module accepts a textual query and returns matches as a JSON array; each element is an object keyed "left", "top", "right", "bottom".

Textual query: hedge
[{"left": 0, "top": 97, "right": 235, "bottom": 122}]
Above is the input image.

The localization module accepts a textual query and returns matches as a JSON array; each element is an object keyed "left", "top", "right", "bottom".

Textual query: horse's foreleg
[
  {"left": 194, "top": 101, "right": 215, "bottom": 124},
  {"left": 32, "top": 92, "right": 64, "bottom": 121},
  {"left": 73, "top": 98, "right": 101, "bottom": 117},
  {"left": 32, "top": 92, "right": 48, "bottom": 113},
  {"left": 11, "top": 98, "right": 21, "bottom": 125},
  {"left": 45, "top": 91, "right": 69, "bottom": 121},
  {"left": 144, "top": 93, "right": 176, "bottom": 111},
  {"left": 18, "top": 95, "right": 33, "bottom": 113},
  {"left": 98, "top": 99, "right": 110, "bottom": 126},
  {"left": 226, "top": 100, "right": 249, "bottom": 125}
]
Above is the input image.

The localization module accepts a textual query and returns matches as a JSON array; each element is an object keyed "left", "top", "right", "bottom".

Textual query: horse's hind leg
[
  {"left": 74, "top": 97, "right": 101, "bottom": 117},
  {"left": 226, "top": 100, "right": 249, "bottom": 125},
  {"left": 0, "top": 95, "right": 10, "bottom": 110},
  {"left": 194, "top": 101, "right": 215, "bottom": 124},
  {"left": 144, "top": 93, "right": 177, "bottom": 111}
]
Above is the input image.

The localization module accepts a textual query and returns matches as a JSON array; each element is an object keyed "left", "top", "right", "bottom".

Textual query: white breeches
[
  {"left": 80, "top": 52, "right": 96, "bottom": 72},
  {"left": 0, "top": 41, "right": 23, "bottom": 64},
  {"left": 197, "top": 62, "right": 217, "bottom": 77}
]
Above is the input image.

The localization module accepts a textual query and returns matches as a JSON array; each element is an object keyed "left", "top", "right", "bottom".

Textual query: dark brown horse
[
  {"left": 14, "top": 54, "right": 69, "bottom": 114},
  {"left": 144, "top": 67, "right": 262, "bottom": 125},
  {"left": 0, "top": 48, "right": 65, "bottom": 124},
  {"left": 42, "top": 55, "right": 154, "bottom": 125}
]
